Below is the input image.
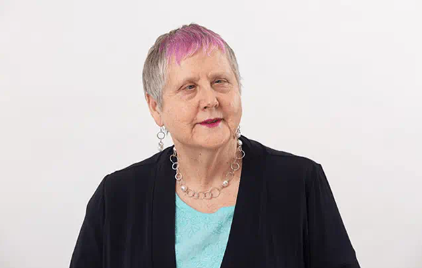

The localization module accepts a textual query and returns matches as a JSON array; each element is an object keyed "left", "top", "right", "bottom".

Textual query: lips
[{"left": 199, "top": 118, "right": 222, "bottom": 124}]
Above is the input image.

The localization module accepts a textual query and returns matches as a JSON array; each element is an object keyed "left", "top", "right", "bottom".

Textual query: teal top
[{"left": 175, "top": 193, "right": 235, "bottom": 268}]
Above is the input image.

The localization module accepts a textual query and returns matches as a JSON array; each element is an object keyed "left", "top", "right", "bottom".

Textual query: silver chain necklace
[{"left": 169, "top": 138, "right": 245, "bottom": 200}]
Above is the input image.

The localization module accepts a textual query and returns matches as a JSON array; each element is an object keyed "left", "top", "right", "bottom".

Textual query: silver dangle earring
[
  {"left": 157, "top": 126, "right": 167, "bottom": 152},
  {"left": 236, "top": 125, "right": 241, "bottom": 139},
  {"left": 235, "top": 125, "right": 243, "bottom": 153},
  {"left": 233, "top": 125, "right": 241, "bottom": 140}
]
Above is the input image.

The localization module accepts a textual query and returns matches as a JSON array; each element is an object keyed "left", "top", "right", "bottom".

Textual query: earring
[
  {"left": 233, "top": 125, "right": 242, "bottom": 139},
  {"left": 157, "top": 126, "right": 167, "bottom": 152},
  {"left": 234, "top": 125, "right": 241, "bottom": 139}
]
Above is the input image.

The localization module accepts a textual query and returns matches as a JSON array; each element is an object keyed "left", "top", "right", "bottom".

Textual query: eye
[
  {"left": 214, "top": 79, "right": 227, "bottom": 84},
  {"left": 183, "top": 84, "right": 196, "bottom": 91}
]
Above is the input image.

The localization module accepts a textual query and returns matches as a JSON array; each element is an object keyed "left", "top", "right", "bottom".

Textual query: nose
[{"left": 200, "top": 84, "right": 219, "bottom": 110}]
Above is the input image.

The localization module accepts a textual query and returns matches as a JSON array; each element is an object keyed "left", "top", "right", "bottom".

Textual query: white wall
[{"left": 1, "top": 0, "right": 421, "bottom": 267}]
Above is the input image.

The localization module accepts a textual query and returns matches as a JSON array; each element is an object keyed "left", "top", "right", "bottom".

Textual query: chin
[{"left": 197, "top": 132, "right": 231, "bottom": 149}]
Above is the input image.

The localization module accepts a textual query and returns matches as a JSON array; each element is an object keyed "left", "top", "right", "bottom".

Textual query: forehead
[{"left": 165, "top": 48, "right": 232, "bottom": 83}]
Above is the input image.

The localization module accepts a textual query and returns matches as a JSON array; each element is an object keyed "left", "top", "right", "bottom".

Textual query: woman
[{"left": 70, "top": 23, "right": 360, "bottom": 268}]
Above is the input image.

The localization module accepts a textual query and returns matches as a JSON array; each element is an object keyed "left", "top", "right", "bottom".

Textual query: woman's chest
[{"left": 105, "top": 196, "right": 307, "bottom": 268}]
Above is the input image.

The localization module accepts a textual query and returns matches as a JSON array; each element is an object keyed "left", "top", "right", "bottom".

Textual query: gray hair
[{"left": 142, "top": 23, "right": 242, "bottom": 111}]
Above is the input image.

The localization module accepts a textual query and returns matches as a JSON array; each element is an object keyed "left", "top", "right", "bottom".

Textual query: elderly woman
[{"left": 70, "top": 23, "right": 360, "bottom": 268}]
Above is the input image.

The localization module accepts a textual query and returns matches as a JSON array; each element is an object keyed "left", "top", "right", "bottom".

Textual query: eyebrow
[
  {"left": 208, "top": 71, "right": 230, "bottom": 80},
  {"left": 176, "top": 75, "right": 200, "bottom": 89}
]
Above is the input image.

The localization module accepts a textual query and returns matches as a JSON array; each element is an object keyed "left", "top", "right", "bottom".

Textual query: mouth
[{"left": 199, "top": 118, "right": 223, "bottom": 124}]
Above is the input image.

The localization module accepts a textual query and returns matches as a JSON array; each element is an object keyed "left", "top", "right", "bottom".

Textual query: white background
[{"left": 1, "top": 0, "right": 421, "bottom": 267}]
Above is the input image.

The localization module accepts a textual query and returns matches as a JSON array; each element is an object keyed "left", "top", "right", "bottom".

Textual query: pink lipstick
[{"left": 199, "top": 118, "right": 222, "bottom": 128}]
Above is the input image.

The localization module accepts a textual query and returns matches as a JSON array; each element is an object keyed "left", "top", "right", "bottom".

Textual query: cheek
[
  {"left": 227, "top": 94, "right": 242, "bottom": 114},
  {"left": 165, "top": 103, "right": 195, "bottom": 126},
  {"left": 223, "top": 95, "right": 242, "bottom": 129}
]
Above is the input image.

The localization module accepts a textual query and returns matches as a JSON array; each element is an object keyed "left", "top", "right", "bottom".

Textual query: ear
[{"left": 146, "top": 94, "right": 164, "bottom": 127}]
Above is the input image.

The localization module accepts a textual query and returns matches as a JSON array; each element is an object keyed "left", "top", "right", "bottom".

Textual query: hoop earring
[{"left": 157, "top": 126, "right": 167, "bottom": 152}]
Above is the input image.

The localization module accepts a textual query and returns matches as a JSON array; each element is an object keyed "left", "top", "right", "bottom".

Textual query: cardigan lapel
[
  {"left": 151, "top": 145, "right": 177, "bottom": 268},
  {"left": 220, "top": 135, "right": 266, "bottom": 268},
  {"left": 151, "top": 135, "right": 266, "bottom": 268}
]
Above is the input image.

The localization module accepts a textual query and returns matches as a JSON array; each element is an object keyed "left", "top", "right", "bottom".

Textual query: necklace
[{"left": 169, "top": 138, "right": 245, "bottom": 200}]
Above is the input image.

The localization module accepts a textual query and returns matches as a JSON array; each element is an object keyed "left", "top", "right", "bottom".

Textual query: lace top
[{"left": 175, "top": 193, "right": 235, "bottom": 268}]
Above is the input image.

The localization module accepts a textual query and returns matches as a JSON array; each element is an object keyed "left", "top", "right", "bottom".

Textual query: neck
[{"left": 172, "top": 137, "right": 240, "bottom": 191}]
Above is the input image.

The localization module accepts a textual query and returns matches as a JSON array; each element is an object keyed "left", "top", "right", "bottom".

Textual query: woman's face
[{"left": 148, "top": 48, "right": 242, "bottom": 150}]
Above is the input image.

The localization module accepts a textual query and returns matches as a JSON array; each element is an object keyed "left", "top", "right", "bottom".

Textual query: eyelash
[{"left": 183, "top": 79, "right": 227, "bottom": 90}]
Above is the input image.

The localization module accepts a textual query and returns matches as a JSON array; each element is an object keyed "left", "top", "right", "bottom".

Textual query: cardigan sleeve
[
  {"left": 305, "top": 163, "right": 360, "bottom": 268},
  {"left": 69, "top": 175, "right": 108, "bottom": 268}
]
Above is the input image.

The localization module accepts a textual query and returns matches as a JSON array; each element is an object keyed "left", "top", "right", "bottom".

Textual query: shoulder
[
  {"left": 100, "top": 148, "right": 169, "bottom": 199},
  {"left": 246, "top": 136, "right": 321, "bottom": 172},
  {"left": 244, "top": 136, "right": 322, "bottom": 189},
  {"left": 245, "top": 136, "right": 324, "bottom": 199}
]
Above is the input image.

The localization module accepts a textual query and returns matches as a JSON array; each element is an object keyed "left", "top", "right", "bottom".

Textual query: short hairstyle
[{"left": 142, "top": 23, "right": 242, "bottom": 110}]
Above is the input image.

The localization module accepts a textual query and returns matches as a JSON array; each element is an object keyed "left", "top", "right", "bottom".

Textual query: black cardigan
[{"left": 70, "top": 135, "right": 361, "bottom": 268}]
